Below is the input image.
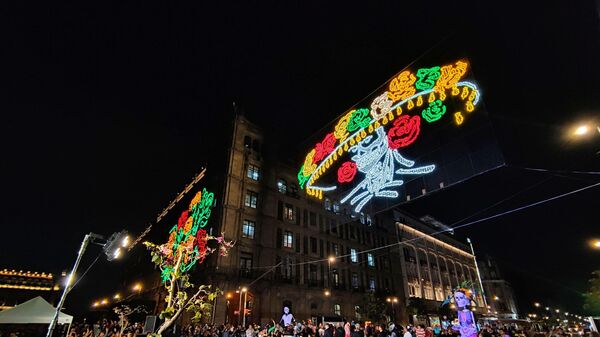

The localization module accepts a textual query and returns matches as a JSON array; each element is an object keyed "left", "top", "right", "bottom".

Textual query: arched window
[{"left": 277, "top": 179, "right": 287, "bottom": 194}]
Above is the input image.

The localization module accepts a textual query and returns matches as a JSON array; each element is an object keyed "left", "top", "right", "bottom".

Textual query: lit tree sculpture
[{"left": 144, "top": 188, "right": 234, "bottom": 335}]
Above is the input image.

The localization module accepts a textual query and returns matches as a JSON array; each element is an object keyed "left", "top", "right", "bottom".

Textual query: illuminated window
[
  {"left": 369, "top": 277, "right": 376, "bottom": 291},
  {"left": 351, "top": 272, "right": 359, "bottom": 289},
  {"left": 277, "top": 179, "right": 287, "bottom": 194},
  {"left": 332, "top": 269, "right": 339, "bottom": 287},
  {"left": 408, "top": 283, "right": 418, "bottom": 297},
  {"left": 355, "top": 305, "right": 361, "bottom": 320},
  {"left": 424, "top": 284, "right": 434, "bottom": 300},
  {"left": 324, "top": 198, "right": 332, "bottom": 211},
  {"left": 284, "top": 204, "right": 295, "bottom": 221},
  {"left": 350, "top": 249, "right": 358, "bottom": 263},
  {"left": 334, "top": 304, "right": 341, "bottom": 316},
  {"left": 247, "top": 164, "right": 260, "bottom": 181},
  {"left": 283, "top": 231, "right": 293, "bottom": 248},
  {"left": 245, "top": 191, "right": 258, "bottom": 209},
  {"left": 332, "top": 202, "right": 340, "bottom": 214},
  {"left": 242, "top": 220, "right": 255, "bottom": 239},
  {"left": 435, "top": 287, "right": 445, "bottom": 301},
  {"left": 367, "top": 253, "right": 375, "bottom": 267}
]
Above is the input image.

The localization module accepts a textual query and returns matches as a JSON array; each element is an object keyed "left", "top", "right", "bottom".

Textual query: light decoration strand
[{"left": 299, "top": 60, "right": 482, "bottom": 211}]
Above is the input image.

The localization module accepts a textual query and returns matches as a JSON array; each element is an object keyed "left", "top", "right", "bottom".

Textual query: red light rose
[
  {"left": 337, "top": 161, "right": 358, "bottom": 183},
  {"left": 387, "top": 115, "right": 421, "bottom": 149},
  {"left": 313, "top": 133, "right": 337, "bottom": 163},
  {"left": 177, "top": 210, "right": 189, "bottom": 230}
]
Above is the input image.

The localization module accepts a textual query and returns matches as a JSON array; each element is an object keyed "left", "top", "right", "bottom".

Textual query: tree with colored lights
[
  {"left": 144, "top": 188, "right": 234, "bottom": 336},
  {"left": 584, "top": 270, "right": 600, "bottom": 315}
]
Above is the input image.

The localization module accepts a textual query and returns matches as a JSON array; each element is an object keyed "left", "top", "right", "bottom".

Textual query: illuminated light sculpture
[
  {"left": 339, "top": 127, "right": 435, "bottom": 212},
  {"left": 422, "top": 99, "right": 447, "bottom": 123},
  {"left": 388, "top": 70, "right": 416, "bottom": 102},
  {"left": 415, "top": 66, "right": 441, "bottom": 90},
  {"left": 298, "top": 59, "right": 482, "bottom": 212},
  {"left": 370, "top": 93, "right": 394, "bottom": 120},
  {"left": 454, "top": 112, "right": 465, "bottom": 125},
  {"left": 442, "top": 286, "right": 479, "bottom": 337},
  {"left": 347, "top": 109, "right": 372, "bottom": 132},
  {"left": 161, "top": 188, "right": 217, "bottom": 280}
]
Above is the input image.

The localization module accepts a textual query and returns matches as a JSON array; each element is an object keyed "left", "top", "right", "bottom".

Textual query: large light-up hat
[{"left": 297, "top": 60, "right": 481, "bottom": 213}]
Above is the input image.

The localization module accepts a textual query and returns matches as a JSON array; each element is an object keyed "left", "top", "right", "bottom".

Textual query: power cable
[{"left": 69, "top": 252, "right": 103, "bottom": 292}]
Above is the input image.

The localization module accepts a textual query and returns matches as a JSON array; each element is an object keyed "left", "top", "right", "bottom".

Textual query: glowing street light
[
  {"left": 534, "top": 302, "right": 541, "bottom": 307},
  {"left": 133, "top": 283, "right": 143, "bottom": 292},
  {"left": 592, "top": 240, "right": 600, "bottom": 249},
  {"left": 113, "top": 293, "right": 121, "bottom": 300},
  {"left": 574, "top": 125, "right": 590, "bottom": 136},
  {"left": 100, "top": 299, "right": 108, "bottom": 305},
  {"left": 324, "top": 290, "right": 331, "bottom": 296},
  {"left": 92, "top": 301, "right": 100, "bottom": 307},
  {"left": 556, "top": 309, "right": 560, "bottom": 313}
]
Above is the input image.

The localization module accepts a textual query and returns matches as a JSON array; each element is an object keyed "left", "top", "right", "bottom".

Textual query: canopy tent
[{"left": 0, "top": 296, "right": 73, "bottom": 324}]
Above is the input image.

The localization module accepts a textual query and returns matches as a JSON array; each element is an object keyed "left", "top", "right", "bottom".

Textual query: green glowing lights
[{"left": 422, "top": 99, "right": 447, "bottom": 123}]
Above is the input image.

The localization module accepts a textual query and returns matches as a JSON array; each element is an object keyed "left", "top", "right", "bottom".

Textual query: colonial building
[
  {"left": 478, "top": 255, "right": 519, "bottom": 319},
  {"left": 206, "top": 115, "right": 482, "bottom": 326},
  {"left": 0, "top": 269, "right": 62, "bottom": 310}
]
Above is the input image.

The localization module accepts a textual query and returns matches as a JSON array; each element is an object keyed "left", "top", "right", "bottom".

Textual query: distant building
[
  {"left": 203, "top": 115, "right": 482, "bottom": 326},
  {"left": 478, "top": 255, "right": 519, "bottom": 319},
  {"left": 0, "top": 269, "right": 62, "bottom": 310}
]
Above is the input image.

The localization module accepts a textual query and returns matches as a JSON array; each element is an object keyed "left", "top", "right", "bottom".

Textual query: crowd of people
[{"left": 58, "top": 319, "right": 598, "bottom": 337}]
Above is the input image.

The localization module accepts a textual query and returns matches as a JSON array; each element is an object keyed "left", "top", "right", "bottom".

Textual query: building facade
[
  {"left": 0, "top": 269, "right": 62, "bottom": 310},
  {"left": 478, "top": 255, "right": 519, "bottom": 319},
  {"left": 207, "top": 115, "right": 483, "bottom": 326}
]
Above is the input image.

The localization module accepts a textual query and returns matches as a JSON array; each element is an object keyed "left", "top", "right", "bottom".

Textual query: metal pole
[
  {"left": 47, "top": 234, "right": 91, "bottom": 337},
  {"left": 242, "top": 291, "right": 247, "bottom": 327},
  {"left": 238, "top": 290, "right": 243, "bottom": 327},
  {"left": 466, "top": 238, "right": 488, "bottom": 309}
]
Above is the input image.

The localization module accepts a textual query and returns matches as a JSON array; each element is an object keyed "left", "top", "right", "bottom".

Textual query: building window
[
  {"left": 309, "top": 264, "right": 317, "bottom": 284},
  {"left": 332, "top": 243, "right": 339, "bottom": 256},
  {"left": 324, "top": 198, "right": 332, "bottom": 211},
  {"left": 368, "top": 277, "right": 376, "bottom": 291},
  {"left": 283, "top": 231, "right": 293, "bottom": 248},
  {"left": 247, "top": 164, "right": 260, "bottom": 181},
  {"left": 367, "top": 253, "right": 375, "bottom": 267},
  {"left": 277, "top": 179, "right": 287, "bottom": 194},
  {"left": 289, "top": 183, "right": 298, "bottom": 196},
  {"left": 351, "top": 272, "right": 359, "bottom": 289},
  {"left": 240, "top": 253, "right": 252, "bottom": 277},
  {"left": 424, "top": 284, "right": 434, "bottom": 300},
  {"left": 350, "top": 249, "right": 358, "bottom": 263},
  {"left": 284, "top": 203, "right": 295, "bottom": 221},
  {"left": 381, "top": 257, "right": 390, "bottom": 270},
  {"left": 245, "top": 190, "right": 258, "bottom": 208},
  {"left": 309, "top": 212, "right": 317, "bottom": 226},
  {"left": 408, "top": 283, "right": 418, "bottom": 297},
  {"left": 333, "top": 304, "right": 341, "bottom": 316},
  {"left": 332, "top": 202, "right": 340, "bottom": 214},
  {"left": 332, "top": 269, "right": 339, "bottom": 287},
  {"left": 242, "top": 220, "right": 255, "bottom": 239},
  {"left": 435, "top": 287, "right": 445, "bottom": 301},
  {"left": 244, "top": 136, "right": 252, "bottom": 149},
  {"left": 355, "top": 305, "right": 361, "bottom": 321},
  {"left": 310, "top": 237, "right": 317, "bottom": 254}
]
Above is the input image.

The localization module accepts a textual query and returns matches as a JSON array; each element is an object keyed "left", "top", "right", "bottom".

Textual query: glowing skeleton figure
[{"left": 340, "top": 127, "right": 435, "bottom": 212}]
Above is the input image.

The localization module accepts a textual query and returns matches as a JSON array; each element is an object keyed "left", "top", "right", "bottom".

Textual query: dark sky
[{"left": 2, "top": 0, "right": 600, "bottom": 317}]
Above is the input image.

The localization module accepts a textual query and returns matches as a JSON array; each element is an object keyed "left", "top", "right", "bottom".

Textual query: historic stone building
[
  {"left": 208, "top": 114, "right": 482, "bottom": 326},
  {"left": 478, "top": 255, "right": 519, "bottom": 319}
]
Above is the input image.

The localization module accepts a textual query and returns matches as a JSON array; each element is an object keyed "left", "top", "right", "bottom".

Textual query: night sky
[{"left": 2, "top": 1, "right": 600, "bottom": 316}]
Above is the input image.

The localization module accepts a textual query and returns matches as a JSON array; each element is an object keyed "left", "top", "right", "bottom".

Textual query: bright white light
[
  {"left": 574, "top": 125, "right": 589, "bottom": 136},
  {"left": 121, "top": 235, "right": 130, "bottom": 248},
  {"left": 113, "top": 248, "right": 122, "bottom": 260},
  {"left": 64, "top": 273, "right": 74, "bottom": 287}
]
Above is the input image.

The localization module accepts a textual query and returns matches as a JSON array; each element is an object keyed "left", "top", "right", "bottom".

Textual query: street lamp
[
  {"left": 386, "top": 297, "right": 398, "bottom": 322},
  {"left": 324, "top": 290, "right": 331, "bottom": 296},
  {"left": 591, "top": 240, "right": 600, "bottom": 249},
  {"left": 46, "top": 230, "right": 130, "bottom": 337},
  {"left": 241, "top": 287, "right": 248, "bottom": 328},
  {"left": 534, "top": 302, "right": 540, "bottom": 308},
  {"left": 133, "top": 283, "right": 143, "bottom": 293}
]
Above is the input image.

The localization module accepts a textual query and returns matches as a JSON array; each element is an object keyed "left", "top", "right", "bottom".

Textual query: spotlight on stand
[
  {"left": 103, "top": 231, "right": 130, "bottom": 261},
  {"left": 47, "top": 230, "right": 130, "bottom": 337}
]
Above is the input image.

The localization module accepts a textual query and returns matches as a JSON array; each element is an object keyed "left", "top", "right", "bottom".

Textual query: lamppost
[
  {"left": 241, "top": 287, "right": 248, "bottom": 328},
  {"left": 570, "top": 122, "right": 600, "bottom": 154},
  {"left": 466, "top": 238, "right": 488, "bottom": 309},
  {"left": 46, "top": 230, "right": 129, "bottom": 337},
  {"left": 386, "top": 297, "right": 398, "bottom": 322}
]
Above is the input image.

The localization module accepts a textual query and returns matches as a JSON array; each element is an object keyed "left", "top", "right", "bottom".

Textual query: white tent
[{"left": 0, "top": 296, "right": 73, "bottom": 325}]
